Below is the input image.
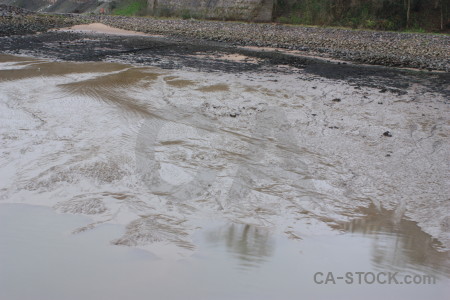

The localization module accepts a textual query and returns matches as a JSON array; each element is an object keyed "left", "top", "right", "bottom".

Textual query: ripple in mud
[
  {"left": 54, "top": 196, "right": 107, "bottom": 215},
  {"left": 163, "top": 76, "right": 197, "bottom": 88},
  {"left": 59, "top": 68, "right": 165, "bottom": 117},
  {"left": 0, "top": 55, "right": 449, "bottom": 277}
]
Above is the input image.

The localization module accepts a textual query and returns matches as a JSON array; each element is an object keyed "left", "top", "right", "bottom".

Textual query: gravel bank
[
  {"left": 0, "top": 5, "right": 449, "bottom": 71},
  {"left": 81, "top": 15, "right": 450, "bottom": 72},
  {"left": 0, "top": 4, "right": 84, "bottom": 36}
]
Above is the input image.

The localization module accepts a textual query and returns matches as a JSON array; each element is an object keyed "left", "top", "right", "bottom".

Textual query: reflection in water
[
  {"left": 204, "top": 223, "right": 275, "bottom": 270},
  {"left": 2, "top": 205, "right": 449, "bottom": 300},
  {"left": 341, "top": 205, "right": 450, "bottom": 277}
]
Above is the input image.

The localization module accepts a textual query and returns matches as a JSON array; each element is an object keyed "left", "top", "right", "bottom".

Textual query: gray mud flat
[{"left": 0, "top": 28, "right": 449, "bottom": 299}]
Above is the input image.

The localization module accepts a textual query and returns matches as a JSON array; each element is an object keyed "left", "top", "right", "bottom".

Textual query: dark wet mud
[{"left": 0, "top": 30, "right": 449, "bottom": 98}]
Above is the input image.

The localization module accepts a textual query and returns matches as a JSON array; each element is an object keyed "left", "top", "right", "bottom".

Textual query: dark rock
[{"left": 0, "top": 11, "right": 448, "bottom": 72}]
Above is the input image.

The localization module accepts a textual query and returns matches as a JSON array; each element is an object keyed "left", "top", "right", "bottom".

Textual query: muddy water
[
  {"left": 0, "top": 54, "right": 449, "bottom": 299},
  {"left": 1, "top": 204, "right": 449, "bottom": 300}
]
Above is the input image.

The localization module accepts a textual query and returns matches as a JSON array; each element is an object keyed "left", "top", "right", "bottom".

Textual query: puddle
[
  {"left": 0, "top": 55, "right": 449, "bottom": 298},
  {"left": 337, "top": 205, "right": 450, "bottom": 276},
  {"left": 1, "top": 204, "right": 449, "bottom": 300},
  {"left": 202, "top": 223, "right": 276, "bottom": 270}
]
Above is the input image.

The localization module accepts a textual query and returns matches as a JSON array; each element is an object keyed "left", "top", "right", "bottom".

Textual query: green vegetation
[
  {"left": 274, "top": 0, "right": 449, "bottom": 32},
  {"left": 106, "top": 0, "right": 447, "bottom": 32},
  {"left": 112, "top": 0, "right": 147, "bottom": 16},
  {"left": 180, "top": 9, "right": 203, "bottom": 20}
]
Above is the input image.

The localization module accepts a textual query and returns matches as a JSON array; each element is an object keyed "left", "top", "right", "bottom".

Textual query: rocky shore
[
  {"left": 84, "top": 15, "right": 450, "bottom": 71},
  {"left": 0, "top": 4, "right": 449, "bottom": 71},
  {"left": 0, "top": 4, "right": 84, "bottom": 36}
]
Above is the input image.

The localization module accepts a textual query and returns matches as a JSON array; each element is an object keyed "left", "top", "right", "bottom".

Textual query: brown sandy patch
[
  {"left": 190, "top": 52, "right": 262, "bottom": 64},
  {"left": 55, "top": 23, "right": 160, "bottom": 37},
  {"left": 0, "top": 54, "right": 41, "bottom": 63},
  {"left": 197, "top": 84, "right": 229, "bottom": 92},
  {"left": 164, "top": 76, "right": 197, "bottom": 88},
  {"left": 0, "top": 61, "right": 128, "bottom": 81}
]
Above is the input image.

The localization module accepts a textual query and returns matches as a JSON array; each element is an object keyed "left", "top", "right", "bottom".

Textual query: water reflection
[
  {"left": 204, "top": 223, "right": 275, "bottom": 270},
  {"left": 341, "top": 205, "right": 450, "bottom": 277},
  {"left": 203, "top": 207, "right": 450, "bottom": 278}
]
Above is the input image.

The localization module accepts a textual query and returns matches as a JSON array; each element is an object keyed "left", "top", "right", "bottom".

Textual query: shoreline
[
  {"left": 87, "top": 15, "right": 450, "bottom": 72},
  {"left": 0, "top": 5, "right": 449, "bottom": 72}
]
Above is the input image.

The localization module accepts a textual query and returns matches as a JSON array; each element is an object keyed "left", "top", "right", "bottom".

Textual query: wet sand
[
  {"left": 54, "top": 23, "right": 157, "bottom": 37},
  {"left": 0, "top": 53, "right": 449, "bottom": 248},
  {"left": 0, "top": 28, "right": 449, "bottom": 298}
]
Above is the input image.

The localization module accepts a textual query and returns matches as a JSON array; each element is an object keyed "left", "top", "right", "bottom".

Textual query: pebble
[{"left": 0, "top": 5, "right": 449, "bottom": 71}]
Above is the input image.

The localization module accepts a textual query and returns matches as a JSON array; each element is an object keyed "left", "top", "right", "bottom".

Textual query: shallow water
[
  {"left": 0, "top": 54, "right": 449, "bottom": 299},
  {"left": 1, "top": 204, "right": 449, "bottom": 300}
]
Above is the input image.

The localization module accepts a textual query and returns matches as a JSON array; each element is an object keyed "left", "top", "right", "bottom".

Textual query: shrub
[{"left": 113, "top": 1, "right": 147, "bottom": 16}]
